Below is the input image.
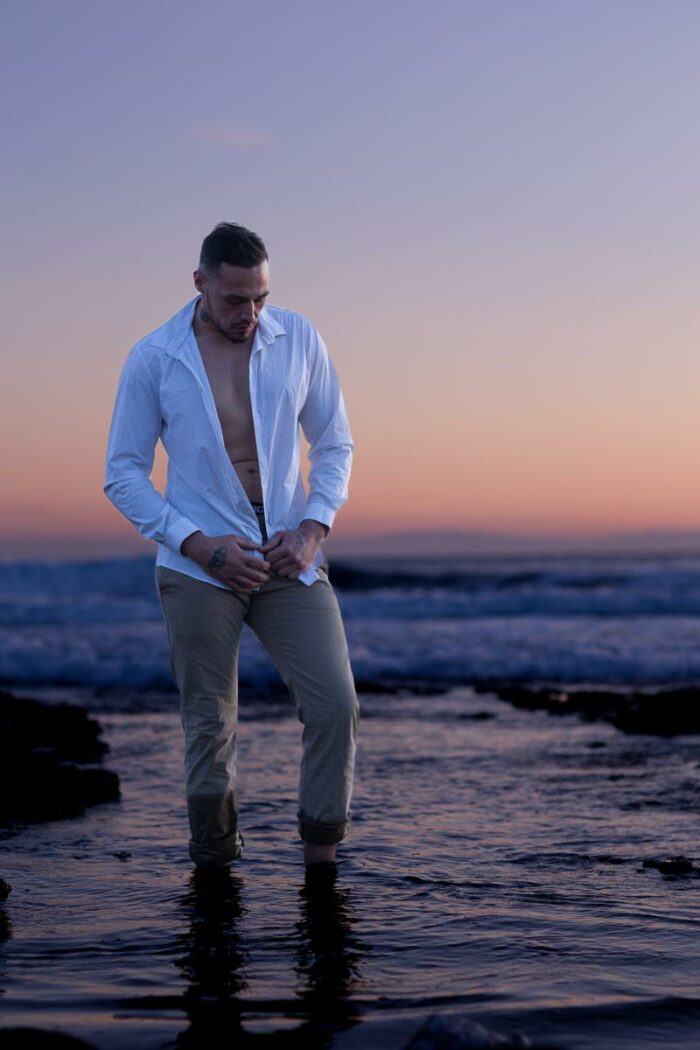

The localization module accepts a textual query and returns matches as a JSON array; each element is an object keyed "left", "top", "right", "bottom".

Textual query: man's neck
[{"left": 192, "top": 300, "right": 257, "bottom": 352}]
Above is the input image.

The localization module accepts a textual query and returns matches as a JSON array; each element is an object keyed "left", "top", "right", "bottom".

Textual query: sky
[{"left": 1, "top": 0, "right": 699, "bottom": 558}]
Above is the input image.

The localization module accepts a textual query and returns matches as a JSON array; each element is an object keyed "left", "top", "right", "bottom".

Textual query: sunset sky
[{"left": 1, "top": 0, "right": 699, "bottom": 558}]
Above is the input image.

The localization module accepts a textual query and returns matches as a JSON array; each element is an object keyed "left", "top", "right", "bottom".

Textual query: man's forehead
[{"left": 214, "top": 261, "right": 269, "bottom": 295}]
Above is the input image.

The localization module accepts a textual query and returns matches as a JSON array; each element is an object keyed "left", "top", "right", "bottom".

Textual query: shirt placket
[{"left": 180, "top": 332, "right": 264, "bottom": 542}]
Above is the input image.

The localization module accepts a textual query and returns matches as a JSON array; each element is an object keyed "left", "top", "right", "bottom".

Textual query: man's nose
[{"left": 241, "top": 299, "right": 256, "bottom": 320}]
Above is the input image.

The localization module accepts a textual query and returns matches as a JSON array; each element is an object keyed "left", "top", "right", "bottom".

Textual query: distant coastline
[
  {"left": 326, "top": 527, "right": 700, "bottom": 558},
  {"left": 1, "top": 527, "right": 700, "bottom": 563}
]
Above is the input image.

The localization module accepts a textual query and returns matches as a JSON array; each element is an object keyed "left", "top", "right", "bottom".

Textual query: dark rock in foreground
[
  {"left": 0, "top": 690, "right": 120, "bottom": 827},
  {"left": 404, "top": 1012, "right": 565, "bottom": 1048},
  {"left": 0, "top": 690, "right": 108, "bottom": 760},
  {"left": 479, "top": 683, "right": 700, "bottom": 736},
  {"left": 642, "top": 855, "right": 699, "bottom": 877},
  {"left": 0, "top": 879, "right": 12, "bottom": 900}
]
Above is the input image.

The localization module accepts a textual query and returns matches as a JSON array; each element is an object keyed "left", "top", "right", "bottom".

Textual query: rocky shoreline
[
  {"left": 0, "top": 689, "right": 120, "bottom": 828},
  {"left": 476, "top": 682, "right": 700, "bottom": 736},
  {"left": 0, "top": 689, "right": 122, "bottom": 1040}
]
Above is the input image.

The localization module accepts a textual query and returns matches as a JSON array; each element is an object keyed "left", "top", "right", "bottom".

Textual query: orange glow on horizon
[{"left": 3, "top": 4, "right": 700, "bottom": 559}]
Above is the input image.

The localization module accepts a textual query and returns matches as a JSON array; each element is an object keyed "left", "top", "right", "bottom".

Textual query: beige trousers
[{"left": 155, "top": 561, "right": 360, "bottom": 867}]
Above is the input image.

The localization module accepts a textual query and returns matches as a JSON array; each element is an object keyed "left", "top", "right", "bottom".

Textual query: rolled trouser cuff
[
  {"left": 189, "top": 828, "right": 244, "bottom": 868},
  {"left": 298, "top": 811, "right": 350, "bottom": 845}
]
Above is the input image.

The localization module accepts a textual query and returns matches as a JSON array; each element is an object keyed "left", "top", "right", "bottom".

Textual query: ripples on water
[{"left": 1, "top": 687, "right": 700, "bottom": 1048}]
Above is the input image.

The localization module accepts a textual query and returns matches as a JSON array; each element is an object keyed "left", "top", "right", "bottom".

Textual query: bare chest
[{"left": 197, "top": 343, "right": 258, "bottom": 463}]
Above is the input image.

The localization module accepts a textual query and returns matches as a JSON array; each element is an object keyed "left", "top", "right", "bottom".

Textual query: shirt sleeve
[
  {"left": 104, "top": 346, "right": 199, "bottom": 553},
  {"left": 298, "top": 327, "right": 354, "bottom": 531}
]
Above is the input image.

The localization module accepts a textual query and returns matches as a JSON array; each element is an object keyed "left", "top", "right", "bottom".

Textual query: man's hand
[
  {"left": 260, "top": 519, "right": 327, "bottom": 580},
  {"left": 180, "top": 531, "right": 271, "bottom": 591}
]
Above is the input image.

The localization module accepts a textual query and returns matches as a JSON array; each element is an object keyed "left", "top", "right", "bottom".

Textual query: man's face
[{"left": 194, "top": 261, "right": 270, "bottom": 343}]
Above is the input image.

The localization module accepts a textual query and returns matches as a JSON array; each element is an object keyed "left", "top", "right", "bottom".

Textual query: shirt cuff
[
  {"left": 302, "top": 501, "right": 335, "bottom": 531},
  {"left": 163, "top": 516, "right": 200, "bottom": 554}
]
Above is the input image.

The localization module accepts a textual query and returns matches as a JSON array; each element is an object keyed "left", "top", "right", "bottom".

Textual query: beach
[{"left": 1, "top": 553, "right": 700, "bottom": 1048}]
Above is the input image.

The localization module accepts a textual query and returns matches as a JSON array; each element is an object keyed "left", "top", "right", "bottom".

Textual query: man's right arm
[
  {"left": 103, "top": 347, "right": 199, "bottom": 553},
  {"left": 104, "top": 347, "right": 271, "bottom": 590}
]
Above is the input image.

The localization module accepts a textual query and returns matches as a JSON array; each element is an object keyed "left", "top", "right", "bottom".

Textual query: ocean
[
  {"left": 2, "top": 551, "right": 700, "bottom": 697},
  {"left": 1, "top": 551, "right": 699, "bottom": 1048}
]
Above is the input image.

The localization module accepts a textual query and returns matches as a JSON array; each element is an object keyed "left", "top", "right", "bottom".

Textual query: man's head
[{"left": 194, "top": 222, "right": 270, "bottom": 343}]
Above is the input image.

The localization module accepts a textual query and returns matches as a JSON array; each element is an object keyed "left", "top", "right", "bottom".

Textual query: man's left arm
[
  {"left": 298, "top": 327, "right": 354, "bottom": 534},
  {"left": 260, "top": 326, "right": 353, "bottom": 577}
]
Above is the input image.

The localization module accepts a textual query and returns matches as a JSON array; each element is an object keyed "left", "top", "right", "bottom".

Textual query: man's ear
[{"left": 193, "top": 269, "right": 207, "bottom": 293}]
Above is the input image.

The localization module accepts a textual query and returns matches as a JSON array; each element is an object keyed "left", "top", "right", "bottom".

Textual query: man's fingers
[
  {"left": 235, "top": 536, "right": 262, "bottom": 550},
  {"left": 232, "top": 569, "right": 269, "bottom": 588},
  {"left": 259, "top": 532, "right": 283, "bottom": 553},
  {"left": 243, "top": 556, "right": 270, "bottom": 572},
  {"left": 238, "top": 562, "right": 271, "bottom": 583},
  {"left": 270, "top": 553, "right": 304, "bottom": 574},
  {"left": 266, "top": 542, "right": 296, "bottom": 564}
]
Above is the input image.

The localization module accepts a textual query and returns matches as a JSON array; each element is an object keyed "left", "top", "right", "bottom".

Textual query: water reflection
[
  {"left": 175, "top": 868, "right": 248, "bottom": 1046},
  {"left": 292, "top": 871, "right": 364, "bottom": 1043},
  {"left": 175, "top": 868, "right": 365, "bottom": 1047}
]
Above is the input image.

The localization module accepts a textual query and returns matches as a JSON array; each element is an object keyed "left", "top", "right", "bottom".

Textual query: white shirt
[{"left": 104, "top": 296, "right": 353, "bottom": 587}]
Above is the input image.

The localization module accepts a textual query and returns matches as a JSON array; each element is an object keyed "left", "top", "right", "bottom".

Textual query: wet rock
[
  {"left": 0, "top": 909, "right": 11, "bottom": 943},
  {"left": 354, "top": 678, "right": 452, "bottom": 697},
  {"left": 612, "top": 687, "right": 700, "bottom": 736},
  {"left": 404, "top": 1013, "right": 560, "bottom": 1049},
  {"left": 0, "top": 1030, "right": 98, "bottom": 1048},
  {"left": 642, "top": 855, "right": 698, "bottom": 876},
  {"left": 0, "top": 690, "right": 120, "bottom": 827},
  {"left": 0, "top": 878, "right": 12, "bottom": 900},
  {"left": 480, "top": 683, "right": 700, "bottom": 736},
  {"left": 0, "top": 690, "right": 109, "bottom": 760}
]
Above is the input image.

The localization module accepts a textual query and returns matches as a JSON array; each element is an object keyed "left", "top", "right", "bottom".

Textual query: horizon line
[{"left": 1, "top": 525, "right": 699, "bottom": 563}]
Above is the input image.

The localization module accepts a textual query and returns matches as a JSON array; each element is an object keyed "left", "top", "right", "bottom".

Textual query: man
[{"left": 105, "top": 222, "right": 359, "bottom": 875}]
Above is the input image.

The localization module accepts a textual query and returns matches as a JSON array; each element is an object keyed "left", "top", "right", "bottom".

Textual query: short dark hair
[{"left": 199, "top": 222, "right": 268, "bottom": 273}]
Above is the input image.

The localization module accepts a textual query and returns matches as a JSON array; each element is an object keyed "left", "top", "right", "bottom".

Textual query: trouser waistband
[{"left": 249, "top": 501, "right": 267, "bottom": 543}]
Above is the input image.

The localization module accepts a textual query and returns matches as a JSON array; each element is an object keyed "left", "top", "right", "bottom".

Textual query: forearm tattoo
[
  {"left": 208, "top": 546, "right": 228, "bottom": 569},
  {"left": 295, "top": 532, "right": 307, "bottom": 554}
]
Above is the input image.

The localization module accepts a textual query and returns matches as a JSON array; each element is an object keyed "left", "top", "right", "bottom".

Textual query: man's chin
[{"left": 228, "top": 326, "right": 254, "bottom": 343}]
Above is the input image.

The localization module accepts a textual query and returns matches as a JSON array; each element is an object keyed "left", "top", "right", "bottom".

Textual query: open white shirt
[{"left": 104, "top": 297, "right": 353, "bottom": 587}]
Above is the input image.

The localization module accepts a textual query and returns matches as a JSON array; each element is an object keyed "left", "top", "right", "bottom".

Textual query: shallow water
[{"left": 1, "top": 687, "right": 700, "bottom": 1048}]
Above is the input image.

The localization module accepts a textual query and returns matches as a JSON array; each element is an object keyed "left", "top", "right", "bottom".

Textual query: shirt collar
[
  {"left": 256, "top": 304, "right": 286, "bottom": 344},
  {"left": 154, "top": 297, "right": 287, "bottom": 360}
]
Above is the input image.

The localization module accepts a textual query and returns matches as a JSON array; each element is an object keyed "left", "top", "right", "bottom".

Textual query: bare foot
[{"left": 304, "top": 842, "right": 337, "bottom": 865}]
